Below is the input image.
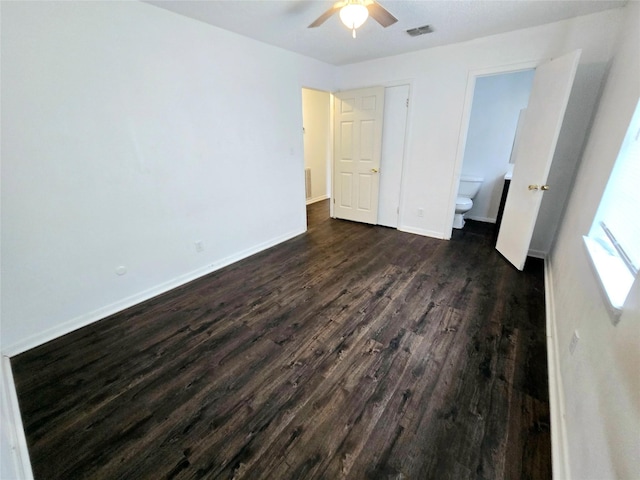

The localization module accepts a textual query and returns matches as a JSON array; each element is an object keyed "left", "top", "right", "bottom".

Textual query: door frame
[
  {"left": 300, "top": 86, "right": 334, "bottom": 219},
  {"left": 385, "top": 80, "right": 413, "bottom": 230},
  {"left": 448, "top": 60, "right": 541, "bottom": 239},
  {"left": 330, "top": 79, "right": 414, "bottom": 227}
]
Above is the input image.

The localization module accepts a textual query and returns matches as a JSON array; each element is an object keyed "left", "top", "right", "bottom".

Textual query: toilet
[{"left": 453, "top": 175, "right": 483, "bottom": 229}]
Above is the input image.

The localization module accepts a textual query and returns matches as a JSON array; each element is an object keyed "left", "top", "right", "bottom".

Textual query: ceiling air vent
[{"left": 406, "top": 25, "right": 433, "bottom": 37}]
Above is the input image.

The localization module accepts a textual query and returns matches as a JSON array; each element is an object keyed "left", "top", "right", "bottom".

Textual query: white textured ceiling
[{"left": 145, "top": 0, "right": 626, "bottom": 65}]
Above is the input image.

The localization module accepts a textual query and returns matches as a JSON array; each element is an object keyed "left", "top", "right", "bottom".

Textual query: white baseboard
[
  {"left": 397, "top": 225, "right": 446, "bottom": 239},
  {"left": 528, "top": 248, "right": 547, "bottom": 259},
  {"left": 544, "top": 257, "right": 571, "bottom": 480},
  {"left": 465, "top": 215, "right": 496, "bottom": 223},
  {"left": 3, "top": 228, "right": 305, "bottom": 357},
  {"left": 1, "top": 356, "right": 34, "bottom": 479},
  {"left": 306, "top": 194, "right": 329, "bottom": 205}
]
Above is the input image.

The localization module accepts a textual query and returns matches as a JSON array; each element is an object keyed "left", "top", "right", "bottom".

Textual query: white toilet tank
[{"left": 458, "top": 175, "right": 483, "bottom": 198}]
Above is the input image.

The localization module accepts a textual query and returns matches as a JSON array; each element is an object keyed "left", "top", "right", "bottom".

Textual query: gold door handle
[
  {"left": 528, "top": 185, "right": 539, "bottom": 190},
  {"left": 541, "top": 185, "right": 550, "bottom": 191},
  {"left": 371, "top": 168, "right": 379, "bottom": 173}
]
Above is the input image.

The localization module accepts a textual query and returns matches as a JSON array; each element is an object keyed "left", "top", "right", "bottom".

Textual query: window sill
[{"left": 582, "top": 236, "right": 634, "bottom": 323}]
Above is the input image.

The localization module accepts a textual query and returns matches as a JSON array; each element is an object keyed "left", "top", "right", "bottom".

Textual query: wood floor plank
[{"left": 11, "top": 200, "right": 551, "bottom": 479}]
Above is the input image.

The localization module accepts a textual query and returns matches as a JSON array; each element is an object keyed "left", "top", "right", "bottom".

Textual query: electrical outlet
[
  {"left": 569, "top": 330, "right": 580, "bottom": 355},
  {"left": 417, "top": 208, "right": 424, "bottom": 217},
  {"left": 195, "top": 240, "right": 204, "bottom": 253}
]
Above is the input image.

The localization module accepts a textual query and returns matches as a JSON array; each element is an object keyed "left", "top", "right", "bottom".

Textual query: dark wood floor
[{"left": 12, "top": 200, "right": 550, "bottom": 480}]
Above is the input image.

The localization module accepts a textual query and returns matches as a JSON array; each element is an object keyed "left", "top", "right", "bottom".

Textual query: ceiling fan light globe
[{"left": 339, "top": 4, "right": 369, "bottom": 29}]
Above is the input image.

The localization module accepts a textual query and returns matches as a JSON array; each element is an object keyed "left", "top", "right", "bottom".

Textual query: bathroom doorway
[
  {"left": 457, "top": 69, "right": 535, "bottom": 229},
  {"left": 454, "top": 51, "right": 584, "bottom": 268}
]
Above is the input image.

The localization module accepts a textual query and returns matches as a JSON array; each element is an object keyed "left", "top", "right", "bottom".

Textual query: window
[{"left": 584, "top": 99, "right": 640, "bottom": 320}]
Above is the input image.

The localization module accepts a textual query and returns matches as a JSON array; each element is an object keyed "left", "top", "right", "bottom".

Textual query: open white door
[
  {"left": 496, "top": 50, "right": 581, "bottom": 270},
  {"left": 333, "top": 87, "right": 385, "bottom": 225}
]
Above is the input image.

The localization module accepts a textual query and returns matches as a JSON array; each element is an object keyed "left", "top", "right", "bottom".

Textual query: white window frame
[{"left": 583, "top": 98, "right": 640, "bottom": 322}]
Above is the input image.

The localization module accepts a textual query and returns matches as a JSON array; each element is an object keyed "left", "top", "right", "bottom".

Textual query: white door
[
  {"left": 333, "top": 87, "right": 385, "bottom": 224},
  {"left": 496, "top": 50, "right": 581, "bottom": 270},
  {"left": 378, "top": 85, "right": 410, "bottom": 228}
]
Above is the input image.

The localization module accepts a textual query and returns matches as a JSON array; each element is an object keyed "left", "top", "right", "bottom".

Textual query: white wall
[
  {"left": 462, "top": 70, "right": 534, "bottom": 223},
  {"left": 2, "top": 2, "right": 636, "bottom": 477},
  {"left": 0, "top": 1, "right": 336, "bottom": 354},
  {"left": 302, "top": 88, "right": 331, "bottom": 204},
  {"left": 336, "top": 9, "right": 623, "bottom": 240},
  {"left": 547, "top": 1, "right": 640, "bottom": 478}
]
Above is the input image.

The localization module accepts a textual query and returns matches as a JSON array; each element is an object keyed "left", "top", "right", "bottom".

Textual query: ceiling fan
[{"left": 308, "top": 0, "right": 398, "bottom": 38}]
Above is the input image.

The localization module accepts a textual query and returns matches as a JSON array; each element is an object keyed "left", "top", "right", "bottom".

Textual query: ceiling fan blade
[
  {"left": 367, "top": 1, "right": 398, "bottom": 28},
  {"left": 308, "top": 2, "right": 342, "bottom": 28}
]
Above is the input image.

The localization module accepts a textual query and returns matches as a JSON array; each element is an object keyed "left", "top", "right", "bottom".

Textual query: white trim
[
  {"left": 381, "top": 78, "right": 415, "bottom": 89},
  {"left": 466, "top": 215, "right": 497, "bottom": 224},
  {"left": 393, "top": 81, "right": 414, "bottom": 233},
  {"left": 527, "top": 248, "right": 547, "bottom": 259},
  {"left": 1, "top": 356, "right": 34, "bottom": 479},
  {"left": 306, "top": 194, "right": 329, "bottom": 205},
  {"left": 544, "top": 256, "right": 572, "bottom": 480},
  {"left": 397, "top": 225, "right": 446, "bottom": 239},
  {"left": 582, "top": 235, "right": 629, "bottom": 321},
  {"left": 329, "top": 93, "right": 335, "bottom": 219},
  {"left": 2, "top": 228, "right": 305, "bottom": 357}
]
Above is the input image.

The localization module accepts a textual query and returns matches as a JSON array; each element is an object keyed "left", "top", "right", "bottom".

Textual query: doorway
[
  {"left": 301, "top": 88, "right": 331, "bottom": 215},
  {"left": 453, "top": 52, "right": 581, "bottom": 269},
  {"left": 457, "top": 70, "right": 535, "bottom": 228}
]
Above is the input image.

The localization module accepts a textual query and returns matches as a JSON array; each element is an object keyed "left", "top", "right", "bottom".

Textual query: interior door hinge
[{"left": 406, "top": 98, "right": 409, "bottom": 108}]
